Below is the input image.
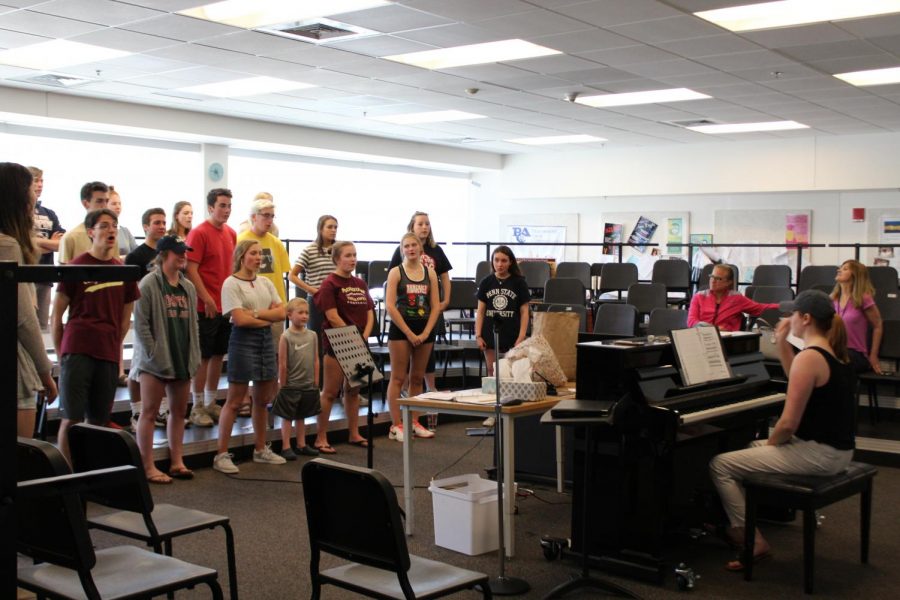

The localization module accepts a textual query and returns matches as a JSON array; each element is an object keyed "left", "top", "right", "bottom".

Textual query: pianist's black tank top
[{"left": 795, "top": 346, "right": 855, "bottom": 451}]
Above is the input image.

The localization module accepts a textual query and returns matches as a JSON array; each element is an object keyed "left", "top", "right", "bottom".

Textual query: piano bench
[{"left": 741, "top": 461, "right": 877, "bottom": 594}]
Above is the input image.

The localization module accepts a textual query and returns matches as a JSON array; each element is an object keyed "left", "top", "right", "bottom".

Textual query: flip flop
[
  {"left": 168, "top": 467, "right": 194, "bottom": 480},
  {"left": 725, "top": 551, "right": 772, "bottom": 572},
  {"left": 314, "top": 444, "right": 337, "bottom": 454},
  {"left": 348, "top": 439, "right": 369, "bottom": 448},
  {"left": 147, "top": 473, "right": 173, "bottom": 485}
]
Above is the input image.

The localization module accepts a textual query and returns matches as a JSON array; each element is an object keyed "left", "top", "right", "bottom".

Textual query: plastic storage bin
[{"left": 429, "top": 474, "right": 508, "bottom": 555}]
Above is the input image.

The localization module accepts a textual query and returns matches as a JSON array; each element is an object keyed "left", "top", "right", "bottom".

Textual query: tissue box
[{"left": 481, "top": 378, "right": 547, "bottom": 401}]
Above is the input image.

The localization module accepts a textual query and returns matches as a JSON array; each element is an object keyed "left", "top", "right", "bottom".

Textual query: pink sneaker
[{"left": 413, "top": 421, "right": 435, "bottom": 439}]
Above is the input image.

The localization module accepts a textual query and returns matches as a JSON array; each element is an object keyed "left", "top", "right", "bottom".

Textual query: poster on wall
[
  {"left": 505, "top": 225, "right": 567, "bottom": 263},
  {"left": 666, "top": 217, "right": 684, "bottom": 255},
  {"left": 690, "top": 233, "right": 713, "bottom": 245},
  {"left": 603, "top": 223, "right": 623, "bottom": 255},
  {"left": 876, "top": 215, "right": 900, "bottom": 267},
  {"left": 786, "top": 213, "right": 810, "bottom": 245},
  {"left": 627, "top": 215, "right": 658, "bottom": 253}
]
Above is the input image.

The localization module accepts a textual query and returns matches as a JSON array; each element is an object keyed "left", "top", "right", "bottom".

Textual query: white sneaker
[
  {"left": 413, "top": 422, "right": 435, "bottom": 438},
  {"left": 389, "top": 424, "right": 404, "bottom": 443},
  {"left": 482, "top": 416, "right": 495, "bottom": 428},
  {"left": 190, "top": 406, "right": 214, "bottom": 427},
  {"left": 253, "top": 443, "right": 287, "bottom": 465},
  {"left": 204, "top": 402, "right": 222, "bottom": 422},
  {"left": 213, "top": 452, "right": 239, "bottom": 474}
]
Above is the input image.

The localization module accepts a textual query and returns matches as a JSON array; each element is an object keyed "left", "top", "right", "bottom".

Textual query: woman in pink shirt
[
  {"left": 831, "top": 260, "right": 883, "bottom": 373},
  {"left": 687, "top": 264, "right": 778, "bottom": 331}
]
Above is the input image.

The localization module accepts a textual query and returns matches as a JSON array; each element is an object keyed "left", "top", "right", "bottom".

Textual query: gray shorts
[{"left": 58, "top": 353, "right": 118, "bottom": 422}]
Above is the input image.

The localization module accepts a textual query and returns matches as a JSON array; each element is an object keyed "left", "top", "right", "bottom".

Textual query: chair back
[
  {"left": 520, "top": 261, "right": 551, "bottom": 291},
  {"left": 355, "top": 260, "right": 370, "bottom": 283},
  {"left": 302, "top": 458, "right": 410, "bottom": 574},
  {"left": 68, "top": 423, "right": 156, "bottom": 516},
  {"left": 544, "top": 277, "right": 586, "bottom": 306},
  {"left": 880, "top": 320, "right": 900, "bottom": 360},
  {"left": 749, "top": 285, "right": 794, "bottom": 304},
  {"left": 475, "top": 261, "right": 492, "bottom": 285},
  {"left": 647, "top": 308, "right": 688, "bottom": 336},
  {"left": 651, "top": 259, "right": 691, "bottom": 292},
  {"left": 446, "top": 279, "right": 477, "bottom": 311},
  {"left": 698, "top": 263, "right": 739, "bottom": 291},
  {"left": 798, "top": 265, "right": 838, "bottom": 292},
  {"left": 594, "top": 303, "right": 638, "bottom": 336},
  {"left": 16, "top": 438, "right": 99, "bottom": 573},
  {"left": 868, "top": 266, "right": 899, "bottom": 295},
  {"left": 556, "top": 262, "right": 591, "bottom": 289},
  {"left": 877, "top": 294, "right": 900, "bottom": 321},
  {"left": 627, "top": 283, "right": 667, "bottom": 316},
  {"left": 534, "top": 303, "right": 587, "bottom": 331},
  {"left": 367, "top": 260, "right": 391, "bottom": 290},
  {"left": 598, "top": 262, "right": 637, "bottom": 293},
  {"left": 752, "top": 264, "right": 792, "bottom": 287}
]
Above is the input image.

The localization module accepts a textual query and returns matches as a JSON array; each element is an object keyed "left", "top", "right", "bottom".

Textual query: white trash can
[{"left": 429, "top": 474, "right": 513, "bottom": 556}]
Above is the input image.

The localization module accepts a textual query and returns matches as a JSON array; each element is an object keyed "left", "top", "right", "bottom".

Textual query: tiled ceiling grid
[{"left": 1, "top": 0, "right": 900, "bottom": 154}]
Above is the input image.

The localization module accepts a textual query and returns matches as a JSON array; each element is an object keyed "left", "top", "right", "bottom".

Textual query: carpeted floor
[{"left": 80, "top": 420, "right": 899, "bottom": 599}]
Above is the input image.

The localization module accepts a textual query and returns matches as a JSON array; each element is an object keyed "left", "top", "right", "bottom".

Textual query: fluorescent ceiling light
[
  {"left": 0, "top": 40, "right": 130, "bottom": 70},
  {"left": 507, "top": 134, "right": 606, "bottom": 145},
  {"left": 371, "top": 110, "right": 486, "bottom": 124},
  {"left": 695, "top": 0, "right": 900, "bottom": 32},
  {"left": 179, "top": 76, "right": 315, "bottom": 97},
  {"left": 687, "top": 120, "right": 809, "bottom": 134},
  {"left": 575, "top": 88, "right": 710, "bottom": 108},
  {"left": 180, "top": 0, "right": 391, "bottom": 28},
  {"left": 834, "top": 65, "right": 900, "bottom": 86},
  {"left": 384, "top": 39, "right": 561, "bottom": 70}
]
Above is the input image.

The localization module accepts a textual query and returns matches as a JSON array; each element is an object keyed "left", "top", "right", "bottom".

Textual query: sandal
[
  {"left": 348, "top": 439, "right": 369, "bottom": 448},
  {"left": 725, "top": 551, "right": 772, "bottom": 572},
  {"left": 168, "top": 467, "right": 194, "bottom": 480},
  {"left": 314, "top": 444, "right": 337, "bottom": 454},
  {"left": 147, "top": 473, "right": 173, "bottom": 485}
]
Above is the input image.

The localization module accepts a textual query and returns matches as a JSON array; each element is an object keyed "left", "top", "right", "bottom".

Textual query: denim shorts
[{"left": 227, "top": 326, "right": 276, "bottom": 383}]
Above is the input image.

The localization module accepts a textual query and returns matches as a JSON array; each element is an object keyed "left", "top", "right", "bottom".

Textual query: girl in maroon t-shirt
[{"left": 312, "top": 241, "right": 374, "bottom": 453}]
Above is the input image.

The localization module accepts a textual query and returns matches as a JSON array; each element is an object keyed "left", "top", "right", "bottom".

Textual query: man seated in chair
[{"left": 688, "top": 264, "right": 778, "bottom": 331}]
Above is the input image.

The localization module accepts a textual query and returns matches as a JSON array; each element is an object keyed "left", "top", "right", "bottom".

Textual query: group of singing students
[{"left": 4, "top": 157, "right": 884, "bottom": 569}]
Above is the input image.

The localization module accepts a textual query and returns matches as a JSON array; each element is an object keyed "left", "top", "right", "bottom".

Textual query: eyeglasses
[
  {"left": 257, "top": 213, "right": 275, "bottom": 219},
  {"left": 93, "top": 223, "right": 118, "bottom": 231},
  {"left": 709, "top": 275, "right": 730, "bottom": 282}
]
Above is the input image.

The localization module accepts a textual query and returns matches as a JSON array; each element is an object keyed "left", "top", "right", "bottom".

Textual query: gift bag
[
  {"left": 531, "top": 310, "right": 580, "bottom": 381},
  {"left": 504, "top": 334, "right": 568, "bottom": 387},
  {"left": 272, "top": 386, "right": 321, "bottom": 420}
]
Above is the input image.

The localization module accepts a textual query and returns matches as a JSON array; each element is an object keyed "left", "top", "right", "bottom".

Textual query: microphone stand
[{"left": 489, "top": 316, "right": 530, "bottom": 596}]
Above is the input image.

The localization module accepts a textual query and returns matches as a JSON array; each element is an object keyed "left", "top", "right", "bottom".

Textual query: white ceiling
[{"left": 2, "top": 0, "right": 900, "bottom": 155}]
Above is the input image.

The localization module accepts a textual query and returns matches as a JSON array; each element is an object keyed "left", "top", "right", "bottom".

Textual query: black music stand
[
  {"left": 540, "top": 409, "right": 639, "bottom": 599},
  {"left": 324, "top": 325, "right": 383, "bottom": 468}
]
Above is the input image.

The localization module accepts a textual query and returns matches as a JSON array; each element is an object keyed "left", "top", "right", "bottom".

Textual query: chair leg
[
  {"left": 208, "top": 578, "right": 225, "bottom": 600},
  {"left": 871, "top": 385, "right": 880, "bottom": 424},
  {"left": 743, "top": 488, "right": 757, "bottom": 582},
  {"left": 223, "top": 523, "right": 239, "bottom": 600},
  {"left": 861, "top": 480, "right": 873, "bottom": 564},
  {"left": 803, "top": 508, "right": 816, "bottom": 594}
]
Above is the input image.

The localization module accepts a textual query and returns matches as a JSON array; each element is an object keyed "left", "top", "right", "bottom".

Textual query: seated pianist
[
  {"left": 708, "top": 290, "right": 855, "bottom": 570},
  {"left": 688, "top": 264, "right": 778, "bottom": 331}
]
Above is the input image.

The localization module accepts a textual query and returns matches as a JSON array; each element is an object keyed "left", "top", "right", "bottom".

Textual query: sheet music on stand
[
  {"left": 324, "top": 325, "right": 383, "bottom": 387},
  {"left": 670, "top": 327, "right": 733, "bottom": 386}
]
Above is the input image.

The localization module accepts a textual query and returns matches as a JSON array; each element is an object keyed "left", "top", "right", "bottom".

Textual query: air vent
[
  {"left": 665, "top": 118, "right": 721, "bottom": 128},
  {"left": 260, "top": 17, "right": 379, "bottom": 44},
  {"left": 19, "top": 73, "right": 93, "bottom": 88}
]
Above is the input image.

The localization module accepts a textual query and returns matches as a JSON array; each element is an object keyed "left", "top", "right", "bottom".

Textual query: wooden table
[{"left": 399, "top": 396, "right": 564, "bottom": 557}]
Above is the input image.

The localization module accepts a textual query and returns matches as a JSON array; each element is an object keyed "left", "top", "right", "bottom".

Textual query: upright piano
[{"left": 570, "top": 332, "right": 785, "bottom": 581}]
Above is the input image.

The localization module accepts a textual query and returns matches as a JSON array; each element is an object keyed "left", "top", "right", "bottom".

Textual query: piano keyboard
[{"left": 678, "top": 392, "right": 785, "bottom": 425}]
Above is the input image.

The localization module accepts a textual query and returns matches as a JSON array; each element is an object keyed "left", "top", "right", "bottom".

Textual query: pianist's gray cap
[{"left": 779, "top": 289, "right": 835, "bottom": 320}]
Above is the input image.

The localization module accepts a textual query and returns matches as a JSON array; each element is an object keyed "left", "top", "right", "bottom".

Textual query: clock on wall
[{"left": 208, "top": 162, "right": 224, "bottom": 182}]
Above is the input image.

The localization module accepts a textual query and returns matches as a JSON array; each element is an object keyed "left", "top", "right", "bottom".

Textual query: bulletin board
[
  {"left": 714, "top": 209, "right": 810, "bottom": 283},
  {"left": 600, "top": 211, "right": 691, "bottom": 279}
]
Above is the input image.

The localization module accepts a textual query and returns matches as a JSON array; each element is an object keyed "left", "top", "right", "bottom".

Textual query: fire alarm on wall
[{"left": 852, "top": 208, "right": 865, "bottom": 222}]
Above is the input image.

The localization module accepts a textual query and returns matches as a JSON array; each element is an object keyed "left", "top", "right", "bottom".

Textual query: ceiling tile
[
  {"left": 554, "top": 0, "right": 683, "bottom": 27},
  {"left": 333, "top": 4, "right": 454, "bottom": 33},
  {"left": 696, "top": 50, "right": 795, "bottom": 71},
  {"left": 553, "top": 65, "right": 642, "bottom": 84},
  {"left": 478, "top": 9, "right": 593, "bottom": 38},
  {"left": 780, "top": 40, "right": 886, "bottom": 63},
  {"left": 0, "top": 8, "right": 104, "bottom": 37},
  {"left": 146, "top": 43, "right": 248, "bottom": 66},
  {"left": 397, "top": 0, "right": 535, "bottom": 21},
  {"left": 577, "top": 45, "right": 679, "bottom": 66},
  {"left": 834, "top": 13, "right": 900, "bottom": 38},
  {"left": 867, "top": 34, "right": 900, "bottom": 54},
  {"left": 620, "top": 58, "right": 715, "bottom": 78},
  {"left": 331, "top": 56, "right": 427, "bottom": 78},
  {"left": 69, "top": 28, "right": 176, "bottom": 52},
  {"left": 608, "top": 15, "right": 724, "bottom": 44},
  {"left": 327, "top": 34, "right": 434, "bottom": 56},
  {"left": 394, "top": 23, "right": 498, "bottom": 47},
  {"left": 214, "top": 56, "right": 316, "bottom": 79},
  {"left": 658, "top": 34, "right": 760, "bottom": 58},
  {"left": 31, "top": 0, "right": 162, "bottom": 26},
  {"left": 198, "top": 31, "right": 307, "bottom": 56},
  {"left": 266, "top": 44, "right": 362, "bottom": 68},
  {"left": 739, "top": 23, "right": 855, "bottom": 49},
  {"left": 0, "top": 27, "right": 46, "bottom": 48},
  {"left": 505, "top": 53, "right": 601, "bottom": 75},
  {"left": 122, "top": 14, "right": 241, "bottom": 42},
  {"left": 809, "top": 55, "right": 900, "bottom": 75},
  {"left": 531, "top": 29, "right": 635, "bottom": 54}
]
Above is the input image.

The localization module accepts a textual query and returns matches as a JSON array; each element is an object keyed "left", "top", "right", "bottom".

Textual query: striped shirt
[{"left": 295, "top": 243, "right": 334, "bottom": 288}]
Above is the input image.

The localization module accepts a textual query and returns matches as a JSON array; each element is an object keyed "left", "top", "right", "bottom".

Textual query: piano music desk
[{"left": 399, "top": 394, "right": 570, "bottom": 557}]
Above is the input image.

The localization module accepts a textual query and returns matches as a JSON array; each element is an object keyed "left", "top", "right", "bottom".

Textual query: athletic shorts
[
  {"left": 198, "top": 313, "right": 232, "bottom": 358},
  {"left": 388, "top": 318, "right": 435, "bottom": 344},
  {"left": 57, "top": 353, "right": 117, "bottom": 422}
]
